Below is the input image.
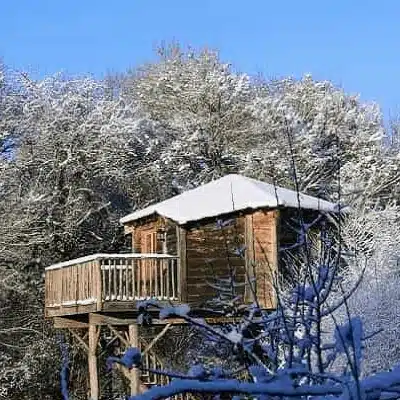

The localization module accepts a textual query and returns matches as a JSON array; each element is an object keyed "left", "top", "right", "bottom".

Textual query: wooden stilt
[
  {"left": 88, "top": 325, "right": 99, "bottom": 400},
  {"left": 129, "top": 324, "right": 141, "bottom": 396}
]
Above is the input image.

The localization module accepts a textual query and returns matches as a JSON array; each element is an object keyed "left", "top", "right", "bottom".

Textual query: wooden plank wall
[
  {"left": 132, "top": 219, "right": 159, "bottom": 253},
  {"left": 125, "top": 217, "right": 178, "bottom": 255},
  {"left": 165, "top": 219, "right": 178, "bottom": 255},
  {"left": 185, "top": 217, "right": 246, "bottom": 307},
  {"left": 122, "top": 210, "right": 278, "bottom": 310},
  {"left": 247, "top": 209, "right": 278, "bottom": 309}
]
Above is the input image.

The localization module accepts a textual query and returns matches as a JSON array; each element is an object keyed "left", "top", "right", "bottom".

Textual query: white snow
[
  {"left": 45, "top": 252, "right": 176, "bottom": 270},
  {"left": 159, "top": 304, "right": 190, "bottom": 319},
  {"left": 48, "top": 298, "right": 97, "bottom": 307},
  {"left": 226, "top": 329, "right": 243, "bottom": 344},
  {"left": 120, "top": 174, "right": 339, "bottom": 225}
]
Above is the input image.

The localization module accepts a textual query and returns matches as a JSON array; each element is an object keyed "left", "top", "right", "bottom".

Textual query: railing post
[
  {"left": 172, "top": 258, "right": 176, "bottom": 300},
  {"left": 177, "top": 227, "right": 187, "bottom": 303},
  {"left": 60, "top": 269, "right": 65, "bottom": 308},
  {"left": 96, "top": 260, "right": 102, "bottom": 312}
]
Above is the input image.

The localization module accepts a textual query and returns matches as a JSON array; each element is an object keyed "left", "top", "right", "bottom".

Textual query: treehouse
[{"left": 44, "top": 174, "right": 337, "bottom": 398}]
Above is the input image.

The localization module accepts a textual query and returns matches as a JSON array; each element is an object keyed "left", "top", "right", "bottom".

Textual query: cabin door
[
  {"left": 140, "top": 229, "right": 164, "bottom": 297},
  {"left": 142, "top": 230, "right": 157, "bottom": 254}
]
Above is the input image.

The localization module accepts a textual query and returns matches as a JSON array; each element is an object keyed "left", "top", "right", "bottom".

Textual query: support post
[
  {"left": 177, "top": 226, "right": 187, "bottom": 303},
  {"left": 129, "top": 324, "right": 141, "bottom": 396},
  {"left": 270, "top": 209, "right": 279, "bottom": 309},
  {"left": 244, "top": 214, "right": 256, "bottom": 303},
  {"left": 88, "top": 325, "right": 99, "bottom": 400}
]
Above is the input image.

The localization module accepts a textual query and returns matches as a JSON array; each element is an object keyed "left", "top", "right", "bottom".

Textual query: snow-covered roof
[{"left": 120, "top": 174, "right": 339, "bottom": 226}]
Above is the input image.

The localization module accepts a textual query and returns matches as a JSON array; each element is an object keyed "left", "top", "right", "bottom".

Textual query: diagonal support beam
[
  {"left": 142, "top": 324, "right": 171, "bottom": 355},
  {"left": 108, "top": 325, "right": 130, "bottom": 348},
  {"left": 99, "top": 335, "right": 119, "bottom": 357},
  {"left": 115, "top": 363, "right": 132, "bottom": 380},
  {"left": 68, "top": 329, "right": 89, "bottom": 353}
]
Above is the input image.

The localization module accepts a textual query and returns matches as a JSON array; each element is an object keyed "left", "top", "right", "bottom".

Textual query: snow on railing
[
  {"left": 45, "top": 254, "right": 180, "bottom": 315},
  {"left": 45, "top": 253, "right": 177, "bottom": 271}
]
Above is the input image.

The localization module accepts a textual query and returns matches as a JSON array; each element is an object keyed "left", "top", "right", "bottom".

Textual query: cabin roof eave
[{"left": 120, "top": 174, "right": 341, "bottom": 227}]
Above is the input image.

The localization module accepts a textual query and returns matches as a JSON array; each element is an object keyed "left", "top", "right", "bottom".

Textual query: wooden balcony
[{"left": 45, "top": 253, "right": 180, "bottom": 318}]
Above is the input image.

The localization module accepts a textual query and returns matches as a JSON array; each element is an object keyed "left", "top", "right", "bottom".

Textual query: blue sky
[{"left": 1, "top": 0, "right": 399, "bottom": 116}]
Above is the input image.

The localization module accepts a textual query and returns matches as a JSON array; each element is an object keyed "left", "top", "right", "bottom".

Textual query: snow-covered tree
[
  {"left": 0, "top": 72, "right": 162, "bottom": 399},
  {"left": 246, "top": 75, "right": 400, "bottom": 206},
  {"left": 123, "top": 43, "right": 258, "bottom": 192},
  {"left": 326, "top": 203, "right": 400, "bottom": 375},
  {"left": 123, "top": 47, "right": 400, "bottom": 207},
  {"left": 0, "top": 73, "right": 162, "bottom": 268}
]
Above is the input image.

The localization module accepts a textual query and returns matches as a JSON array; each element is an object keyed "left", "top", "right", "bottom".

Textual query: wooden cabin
[
  {"left": 44, "top": 174, "right": 337, "bottom": 398},
  {"left": 45, "top": 174, "right": 337, "bottom": 319}
]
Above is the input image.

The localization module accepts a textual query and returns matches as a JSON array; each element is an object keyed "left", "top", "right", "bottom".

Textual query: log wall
[
  {"left": 122, "top": 209, "right": 279, "bottom": 310},
  {"left": 247, "top": 209, "right": 279, "bottom": 309},
  {"left": 125, "top": 216, "right": 178, "bottom": 255},
  {"left": 185, "top": 217, "right": 246, "bottom": 307}
]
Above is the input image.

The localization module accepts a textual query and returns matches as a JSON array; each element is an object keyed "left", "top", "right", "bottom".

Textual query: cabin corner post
[
  {"left": 177, "top": 226, "right": 188, "bottom": 303},
  {"left": 244, "top": 214, "right": 256, "bottom": 303},
  {"left": 271, "top": 209, "right": 280, "bottom": 309},
  {"left": 128, "top": 324, "right": 141, "bottom": 396}
]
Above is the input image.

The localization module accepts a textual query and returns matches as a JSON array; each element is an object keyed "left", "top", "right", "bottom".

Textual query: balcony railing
[{"left": 45, "top": 253, "right": 180, "bottom": 315}]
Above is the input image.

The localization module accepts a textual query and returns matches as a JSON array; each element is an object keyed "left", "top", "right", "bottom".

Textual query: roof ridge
[{"left": 236, "top": 174, "right": 282, "bottom": 202}]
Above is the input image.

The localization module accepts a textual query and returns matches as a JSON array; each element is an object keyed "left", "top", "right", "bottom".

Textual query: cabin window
[{"left": 124, "top": 233, "right": 132, "bottom": 252}]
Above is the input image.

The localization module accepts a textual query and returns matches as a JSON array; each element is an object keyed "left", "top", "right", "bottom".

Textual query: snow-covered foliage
[
  {"left": 1, "top": 44, "right": 400, "bottom": 398},
  {"left": 325, "top": 203, "right": 400, "bottom": 375},
  {"left": 247, "top": 75, "right": 400, "bottom": 204},
  {"left": 123, "top": 44, "right": 257, "bottom": 192},
  {"left": 121, "top": 45, "right": 400, "bottom": 206},
  {"left": 0, "top": 73, "right": 163, "bottom": 269}
]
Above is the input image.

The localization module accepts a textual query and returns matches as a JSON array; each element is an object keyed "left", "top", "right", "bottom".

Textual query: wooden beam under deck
[
  {"left": 101, "top": 299, "right": 179, "bottom": 313},
  {"left": 46, "top": 303, "right": 97, "bottom": 318},
  {"left": 51, "top": 308, "right": 252, "bottom": 331},
  {"left": 129, "top": 324, "right": 141, "bottom": 396},
  {"left": 88, "top": 312, "right": 247, "bottom": 326},
  {"left": 53, "top": 316, "right": 89, "bottom": 329}
]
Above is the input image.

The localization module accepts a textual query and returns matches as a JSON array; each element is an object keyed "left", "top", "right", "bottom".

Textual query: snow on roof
[{"left": 120, "top": 174, "right": 339, "bottom": 226}]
